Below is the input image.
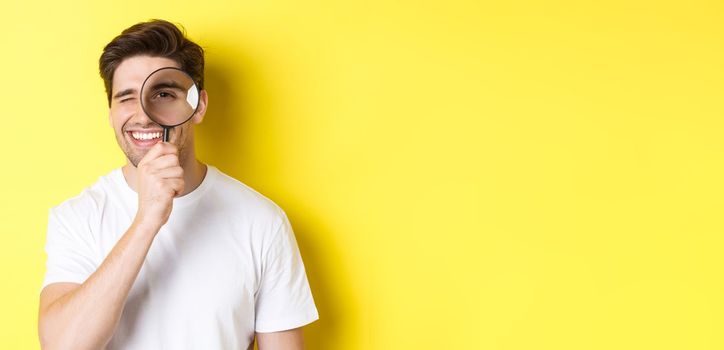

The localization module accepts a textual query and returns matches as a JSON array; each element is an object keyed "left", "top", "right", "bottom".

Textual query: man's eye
[
  {"left": 154, "top": 91, "right": 175, "bottom": 99},
  {"left": 120, "top": 97, "right": 134, "bottom": 103}
]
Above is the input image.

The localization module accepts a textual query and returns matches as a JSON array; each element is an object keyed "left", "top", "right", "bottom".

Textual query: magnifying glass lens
[{"left": 140, "top": 68, "right": 200, "bottom": 128}]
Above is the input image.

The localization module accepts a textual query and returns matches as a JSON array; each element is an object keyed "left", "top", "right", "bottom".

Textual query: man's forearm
[{"left": 39, "top": 220, "right": 158, "bottom": 350}]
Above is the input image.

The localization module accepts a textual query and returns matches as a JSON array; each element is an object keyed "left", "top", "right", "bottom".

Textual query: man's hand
[{"left": 134, "top": 142, "right": 185, "bottom": 232}]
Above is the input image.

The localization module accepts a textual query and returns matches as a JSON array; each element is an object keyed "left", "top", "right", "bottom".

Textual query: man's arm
[
  {"left": 38, "top": 143, "right": 184, "bottom": 350},
  {"left": 38, "top": 221, "right": 157, "bottom": 349},
  {"left": 256, "top": 327, "right": 305, "bottom": 350}
]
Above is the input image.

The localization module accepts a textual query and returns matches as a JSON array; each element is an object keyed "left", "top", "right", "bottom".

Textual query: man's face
[{"left": 109, "top": 55, "right": 198, "bottom": 167}]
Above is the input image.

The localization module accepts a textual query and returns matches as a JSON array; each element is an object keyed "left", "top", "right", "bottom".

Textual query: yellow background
[{"left": 1, "top": 0, "right": 723, "bottom": 348}]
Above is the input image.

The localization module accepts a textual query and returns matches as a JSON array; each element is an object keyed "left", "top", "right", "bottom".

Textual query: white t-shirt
[{"left": 41, "top": 166, "right": 319, "bottom": 349}]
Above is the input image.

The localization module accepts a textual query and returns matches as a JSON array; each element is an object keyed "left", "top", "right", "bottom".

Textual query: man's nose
[{"left": 131, "top": 101, "right": 159, "bottom": 126}]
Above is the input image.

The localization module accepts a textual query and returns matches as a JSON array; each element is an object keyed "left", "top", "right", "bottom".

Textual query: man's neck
[{"left": 121, "top": 156, "right": 208, "bottom": 197}]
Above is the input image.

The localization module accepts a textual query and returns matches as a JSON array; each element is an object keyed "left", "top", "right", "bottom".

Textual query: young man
[{"left": 38, "top": 19, "right": 318, "bottom": 350}]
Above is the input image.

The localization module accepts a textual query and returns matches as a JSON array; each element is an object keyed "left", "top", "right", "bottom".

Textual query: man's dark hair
[{"left": 99, "top": 19, "right": 205, "bottom": 106}]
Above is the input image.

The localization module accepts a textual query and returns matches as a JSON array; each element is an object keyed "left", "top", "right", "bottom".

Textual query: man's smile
[{"left": 127, "top": 130, "right": 163, "bottom": 147}]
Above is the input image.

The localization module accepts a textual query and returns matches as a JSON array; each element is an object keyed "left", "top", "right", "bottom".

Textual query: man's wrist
[{"left": 131, "top": 214, "right": 162, "bottom": 237}]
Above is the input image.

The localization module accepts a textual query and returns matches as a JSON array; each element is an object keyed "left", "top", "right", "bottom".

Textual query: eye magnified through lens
[{"left": 140, "top": 67, "right": 200, "bottom": 142}]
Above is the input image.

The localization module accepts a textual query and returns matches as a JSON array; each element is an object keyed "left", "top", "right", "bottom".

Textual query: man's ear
[{"left": 192, "top": 89, "right": 208, "bottom": 124}]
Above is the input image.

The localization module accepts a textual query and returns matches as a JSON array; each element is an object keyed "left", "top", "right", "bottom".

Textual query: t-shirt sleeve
[
  {"left": 40, "top": 207, "right": 99, "bottom": 292},
  {"left": 254, "top": 211, "right": 319, "bottom": 333}
]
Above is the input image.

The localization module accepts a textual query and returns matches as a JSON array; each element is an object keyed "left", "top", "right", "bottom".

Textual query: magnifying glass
[{"left": 140, "top": 67, "right": 200, "bottom": 142}]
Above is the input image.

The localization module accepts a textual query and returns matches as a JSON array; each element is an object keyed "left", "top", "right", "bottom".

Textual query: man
[{"left": 38, "top": 19, "right": 318, "bottom": 350}]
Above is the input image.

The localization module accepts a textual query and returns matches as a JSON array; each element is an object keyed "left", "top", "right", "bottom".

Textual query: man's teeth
[{"left": 131, "top": 132, "right": 161, "bottom": 140}]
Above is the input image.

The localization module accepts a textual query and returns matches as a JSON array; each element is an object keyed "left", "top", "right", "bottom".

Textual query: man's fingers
[
  {"left": 165, "top": 178, "right": 185, "bottom": 196},
  {"left": 137, "top": 143, "right": 164, "bottom": 166},
  {"left": 148, "top": 154, "right": 180, "bottom": 170},
  {"left": 138, "top": 142, "right": 178, "bottom": 167},
  {"left": 156, "top": 166, "right": 184, "bottom": 179}
]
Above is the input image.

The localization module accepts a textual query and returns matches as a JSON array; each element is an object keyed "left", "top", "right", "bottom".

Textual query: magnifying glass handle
[{"left": 163, "top": 127, "right": 170, "bottom": 142}]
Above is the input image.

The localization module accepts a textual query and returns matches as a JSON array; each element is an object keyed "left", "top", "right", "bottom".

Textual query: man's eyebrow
[
  {"left": 113, "top": 88, "right": 136, "bottom": 99},
  {"left": 150, "top": 81, "right": 185, "bottom": 91}
]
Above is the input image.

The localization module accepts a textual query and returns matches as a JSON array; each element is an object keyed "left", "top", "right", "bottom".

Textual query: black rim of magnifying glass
[{"left": 139, "top": 67, "right": 201, "bottom": 141}]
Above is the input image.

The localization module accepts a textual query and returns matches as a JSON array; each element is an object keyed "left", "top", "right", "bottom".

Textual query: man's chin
[{"left": 125, "top": 151, "right": 146, "bottom": 168}]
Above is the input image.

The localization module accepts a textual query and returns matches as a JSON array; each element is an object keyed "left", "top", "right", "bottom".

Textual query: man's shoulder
[
  {"left": 50, "top": 168, "right": 121, "bottom": 218},
  {"left": 208, "top": 166, "right": 288, "bottom": 223}
]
